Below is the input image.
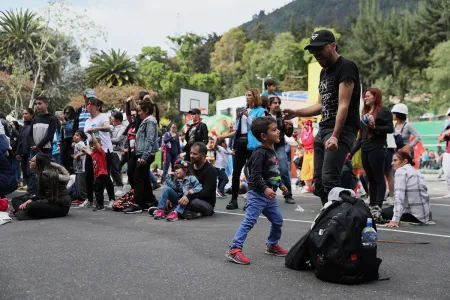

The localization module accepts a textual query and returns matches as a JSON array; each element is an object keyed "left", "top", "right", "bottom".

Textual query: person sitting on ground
[
  {"left": 226, "top": 117, "right": 288, "bottom": 265},
  {"left": 154, "top": 160, "right": 203, "bottom": 221},
  {"left": 180, "top": 142, "right": 217, "bottom": 219},
  {"left": 12, "top": 153, "right": 71, "bottom": 220},
  {"left": 382, "top": 150, "right": 430, "bottom": 227}
]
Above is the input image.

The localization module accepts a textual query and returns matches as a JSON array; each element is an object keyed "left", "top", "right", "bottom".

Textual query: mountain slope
[{"left": 242, "top": 0, "right": 421, "bottom": 33}]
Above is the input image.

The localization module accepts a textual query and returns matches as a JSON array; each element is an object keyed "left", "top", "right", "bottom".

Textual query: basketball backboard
[{"left": 180, "top": 88, "right": 209, "bottom": 115}]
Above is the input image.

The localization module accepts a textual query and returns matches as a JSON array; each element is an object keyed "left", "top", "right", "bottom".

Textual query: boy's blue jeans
[
  {"left": 231, "top": 190, "right": 283, "bottom": 249},
  {"left": 157, "top": 186, "right": 185, "bottom": 214}
]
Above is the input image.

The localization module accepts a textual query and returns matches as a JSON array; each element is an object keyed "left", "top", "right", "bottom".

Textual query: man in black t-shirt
[{"left": 284, "top": 29, "right": 360, "bottom": 205}]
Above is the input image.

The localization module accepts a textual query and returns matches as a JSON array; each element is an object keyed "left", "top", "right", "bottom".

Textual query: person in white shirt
[
  {"left": 80, "top": 98, "right": 115, "bottom": 208},
  {"left": 215, "top": 138, "right": 232, "bottom": 198}
]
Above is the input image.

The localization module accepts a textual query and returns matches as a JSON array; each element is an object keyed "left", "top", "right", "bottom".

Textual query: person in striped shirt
[{"left": 382, "top": 150, "right": 430, "bottom": 227}]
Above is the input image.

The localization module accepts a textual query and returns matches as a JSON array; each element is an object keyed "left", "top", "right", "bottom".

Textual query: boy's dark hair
[
  {"left": 208, "top": 136, "right": 214, "bottom": 141},
  {"left": 251, "top": 116, "right": 277, "bottom": 142},
  {"left": 264, "top": 79, "right": 276, "bottom": 90},
  {"left": 74, "top": 130, "right": 88, "bottom": 141},
  {"left": 35, "top": 95, "right": 49, "bottom": 103},
  {"left": 111, "top": 111, "right": 123, "bottom": 122},
  {"left": 192, "top": 142, "right": 207, "bottom": 157},
  {"left": 394, "top": 112, "right": 407, "bottom": 121}
]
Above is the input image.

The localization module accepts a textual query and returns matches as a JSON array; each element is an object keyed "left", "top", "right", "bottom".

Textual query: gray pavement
[{"left": 1, "top": 179, "right": 450, "bottom": 300}]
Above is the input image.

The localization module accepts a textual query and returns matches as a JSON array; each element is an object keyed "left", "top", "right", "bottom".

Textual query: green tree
[
  {"left": 426, "top": 41, "right": 450, "bottom": 113},
  {"left": 85, "top": 49, "right": 141, "bottom": 88},
  {"left": 211, "top": 27, "right": 247, "bottom": 74},
  {"left": 137, "top": 46, "right": 172, "bottom": 92}
]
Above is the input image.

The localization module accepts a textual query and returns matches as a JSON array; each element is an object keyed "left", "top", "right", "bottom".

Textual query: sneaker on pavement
[
  {"left": 153, "top": 183, "right": 161, "bottom": 190},
  {"left": 166, "top": 210, "right": 179, "bottom": 222},
  {"left": 265, "top": 244, "right": 288, "bottom": 257},
  {"left": 226, "top": 248, "right": 250, "bottom": 265},
  {"left": 243, "top": 201, "right": 248, "bottom": 211},
  {"left": 123, "top": 204, "right": 143, "bottom": 214},
  {"left": 148, "top": 206, "right": 158, "bottom": 216},
  {"left": 93, "top": 205, "right": 105, "bottom": 212},
  {"left": 115, "top": 187, "right": 126, "bottom": 197},
  {"left": 226, "top": 200, "right": 238, "bottom": 210},
  {"left": 285, "top": 197, "right": 295, "bottom": 204},
  {"left": 441, "top": 193, "right": 450, "bottom": 199},
  {"left": 154, "top": 209, "right": 166, "bottom": 220},
  {"left": 107, "top": 200, "right": 115, "bottom": 209},
  {"left": 216, "top": 190, "right": 225, "bottom": 198},
  {"left": 79, "top": 200, "right": 93, "bottom": 208}
]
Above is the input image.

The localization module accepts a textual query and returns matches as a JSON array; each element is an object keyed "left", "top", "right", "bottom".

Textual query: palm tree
[
  {"left": 0, "top": 9, "right": 42, "bottom": 66},
  {"left": 85, "top": 49, "right": 141, "bottom": 88}
]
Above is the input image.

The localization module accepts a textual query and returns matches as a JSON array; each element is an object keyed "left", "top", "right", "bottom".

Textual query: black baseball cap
[
  {"left": 188, "top": 108, "right": 201, "bottom": 115},
  {"left": 304, "top": 30, "right": 336, "bottom": 50}
]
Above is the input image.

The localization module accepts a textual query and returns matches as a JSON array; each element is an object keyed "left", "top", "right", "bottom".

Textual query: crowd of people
[{"left": 0, "top": 29, "right": 446, "bottom": 265}]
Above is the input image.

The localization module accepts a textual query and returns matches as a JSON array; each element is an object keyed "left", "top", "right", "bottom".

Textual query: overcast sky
[{"left": 2, "top": 0, "right": 292, "bottom": 64}]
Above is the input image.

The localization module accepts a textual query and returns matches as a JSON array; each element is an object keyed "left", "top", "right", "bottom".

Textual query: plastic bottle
[{"left": 361, "top": 218, "right": 378, "bottom": 248}]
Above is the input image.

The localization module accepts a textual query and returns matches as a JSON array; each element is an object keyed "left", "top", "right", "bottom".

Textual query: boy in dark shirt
[{"left": 226, "top": 117, "right": 288, "bottom": 265}]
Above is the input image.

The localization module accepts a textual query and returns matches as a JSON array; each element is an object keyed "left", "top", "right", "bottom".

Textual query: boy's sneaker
[
  {"left": 79, "top": 200, "right": 92, "bottom": 208},
  {"left": 93, "top": 205, "right": 105, "bottom": 212},
  {"left": 154, "top": 209, "right": 166, "bottom": 220},
  {"left": 265, "top": 244, "right": 288, "bottom": 257},
  {"left": 166, "top": 210, "right": 179, "bottom": 222},
  {"left": 216, "top": 190, "right": 224, "bottom": 198},
  {"left": 226, "top": 248, "right": 250, "bottom": 265},
  {"left": 152, "top": 183, "right": 161, "bottom": 190},
  {"left": 123, "top": 204, "right": 143, "bottom": 214}
]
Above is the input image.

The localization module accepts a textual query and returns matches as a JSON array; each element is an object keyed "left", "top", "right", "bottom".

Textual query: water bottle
[{"left": 361, "top": 218, "right": 378, "bottom": 248}]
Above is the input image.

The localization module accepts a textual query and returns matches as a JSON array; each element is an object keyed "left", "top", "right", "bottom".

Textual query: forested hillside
[{"left": 243, "top": 0, "right": 421, "bottom": 33}]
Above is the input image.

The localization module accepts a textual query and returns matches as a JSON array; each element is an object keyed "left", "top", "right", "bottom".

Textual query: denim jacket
[
  {"left": 165, "top": 174, "right": 202, "bottom": 197},
  {"left": 135, "top": 115, "right": 159, "bottom": 161}
]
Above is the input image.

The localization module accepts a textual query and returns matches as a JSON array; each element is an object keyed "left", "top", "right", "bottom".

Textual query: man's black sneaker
[
  {"left": 226, "top": 200, "right": 238, "bottom": 210},
  {"left": 123, "top": 204, "right": 143, "bottom": 214},
  {"left": 93, "top": 205, "right": 105, "bottom": 212},
  {"left": 285, "top": 197, "right": 295, "bottom": 204},
  {"left": 182, "top": 210, "right": 202, "bottom": 220},
  {"left": 243, "top": 201, "right": 248, "bottom": 211}
]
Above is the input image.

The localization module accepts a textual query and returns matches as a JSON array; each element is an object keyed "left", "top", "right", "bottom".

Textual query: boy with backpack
[{"left": 226, "top": 116, "right": 288, "bottom": 265}]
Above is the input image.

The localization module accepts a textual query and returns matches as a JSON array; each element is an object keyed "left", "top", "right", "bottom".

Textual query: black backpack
[{"left": 285, "top": 191, "right": 382, "bottom": 285}]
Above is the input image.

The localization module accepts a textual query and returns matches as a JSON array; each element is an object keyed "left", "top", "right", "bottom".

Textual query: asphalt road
[{"left": 1, "top": 179, "right": 450, "bottom": 300}]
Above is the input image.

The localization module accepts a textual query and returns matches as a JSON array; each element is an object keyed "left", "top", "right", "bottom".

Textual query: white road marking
[{"left": 215, "top": 211, "right": 450, "bottom": 239}]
